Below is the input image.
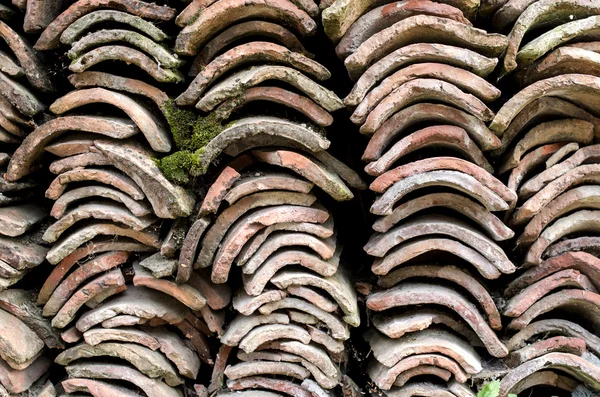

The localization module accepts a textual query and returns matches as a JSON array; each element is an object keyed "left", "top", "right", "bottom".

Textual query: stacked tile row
[
  {"left": 483, "top": 0, "right": 600, "bottom": 395},
  {"left": 172, "top": 0, "right": 365, "bottom": 395},
  {"left": 322, "top": 0, "right": 600, "bottom": 395},
  {"left": 0, "top": 3, "right": 55, "bottom": 395},
  {"left": 1, "top": 1, "right": 214, "bottom": 395}
]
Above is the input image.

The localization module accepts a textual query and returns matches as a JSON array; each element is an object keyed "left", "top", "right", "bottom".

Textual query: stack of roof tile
[
  {"left": 482, "top": 1, "right": 600, "bottom": 395},
  {"left": 0, "top": 3, "right": 48, "bottom": 291},
  {"left": 320, "top": 0, "right": 521, "bottom": 395},
  {"left": 176, "top": 151, "right": 363, "bottom": 395},
  {"left": 172, "top": 2, "right": 366, "bottom": 395}
]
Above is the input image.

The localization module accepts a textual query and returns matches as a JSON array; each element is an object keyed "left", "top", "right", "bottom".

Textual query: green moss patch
[{"left": 156, "top": 100, "right": 224, "bottom": 185}]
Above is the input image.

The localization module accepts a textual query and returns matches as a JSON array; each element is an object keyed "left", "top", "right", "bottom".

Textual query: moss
[
  {"left": 158, "top": 100, "right": 225, "bottom": 185},
  {"left": 187, "top": 9, "right": 201, "bottom": 24}
]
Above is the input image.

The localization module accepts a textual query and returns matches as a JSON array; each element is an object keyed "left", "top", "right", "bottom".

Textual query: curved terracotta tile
[
  {"left": 270, "top": 268, "right": 359, "bottom": 326},
  {"left": 0, "top": 71, "right": 44, "bottom": 117},
  {"left": 44, "top": 202, "right": 157, "bottom": 243},
  {"left": 506, "top": 252, "right": 600, "bottom": 299},
  {"left": 370, "top": 171, "right": 506, "bottom": 216},
  {"left": 377, "top": 265, "right": 501, "bottom": 330},
  {"left": 367, "top": 354, "right": 468, "bottom": 390},
  {"left": 243, "top": 232, "right": 335, "bottom": 273},
  {"left": 51, "top": 88, "right": 170, "bottom": 152},
  {"left": 508, "top": 289, "right": 600, "bottom": 331},
  {"left": 239, "top": 324, "right": 311, "bottom": 353},
  {"left": 504, "top": 269, "right": 597, "bottom": 317},
  {"left": 393, "top": 365, "right": 452, "bottom": 387},
  {"left": 259, "top": 297, "right": 350, "bottom": 340},
  {"left": 372, "top": 192, "right": 513, "bottom": 240},
  {"left": 335, "top": 1, "right": 471, "bottom": 59},
  {"left": 60, "top": 10, "right": 168, "bottom": 44},
  {"left": 242, "top": 246, "right": 339, "bottom": 293},
  {"left": 224, "top": 173, "right": 313, "bottom": 207},
  {"left": 511, "top": 164, "right": 600, "bottom": 226},
  {"left": 221, "top": 313, "right": 289, "bottom": 346},
  {"left": 499, "top": 353, "right": 600, "bottom": 396},
  {"left": 196, "top": 118, "right": 330, "bottom": 175},
  {"left": 76, "top": 287, "right": 190, "bottom": 333},
  {"left": 507, "top": 336, "right": 587, "bottom": 367},
  {"left": 507, "top": 143, "right": 567, "bottom": 193},
  {"left": 506, "top": 318, "right": 600, "bottom": 356},
  {"left": 177, "top": 42, "right": 329, "bottom": 105},
  {"left": 321, "top": 0, "right": 479, "bottom": 43},
  {"left": 6, "top": 116, "right": 138, "bottom": 182},
  {"left": 65, "top": 362, "right": 181, "bottom": 397},
  {"left": 509, "top": 371, "right": 579, "bottom": 396},
  {"left": 490, "top": 74, "right": 600, "bottom": 134},
  {"left": 177, "top": 217, "right": 211, "bottom": 283},
  {"left": 344, "top": 15, "right": 507, "bottom": 79},
  {"left": 46, "top": 222, "right": 160, "bottom": 265},
  {"left": 214, "top": 86, "right": 334, "bottom": 127},
  {"left": 520, "top": 145, "right": 600, "bottom": 198},
  {"left": 175, "top": 0, "right": 316, "bottom": 56},
  {"left": 252, "top": 150, "right": 353, "bottom": 201},
  {"left": 43, "top": 251, "right": 130, "bottom": 316},
  {"left": 224, "top": 361, "right": 311, "bottom": 381},
  {"left": 352, "top": 63, "right": 499, "bottom": 126},
  {"left": 68, "top": 72, "right": 169, "bottom": 111},
  {"left": 493, "top": 97, "right": 600, "bottom": 157},
  {"left": 195, "top": 191, "right": 316, "bottom": 270},
  {"left": 37, "top": 238, "right": 152, "bottom": 305},
  {"left": 0, "top": 21, "right": 54, "bottom": 92},
  {"left": 23, "top": 0, "right": 67, "bottom": 33},
  {"left": 371, "top": 237, "right": 500, "bottom": 280},
  {"left": 365, "top": 215, "right": 514, "bottom": 273},
  {"left": 0, "top": 355, "right": 51, "bottom": 394},
  {"left": 190, "top": 21, "right": 312, "bottom": 74},
  {"left": 345, "top": 43, "right": 498, "bottom": 107},
  {"left": 492, "top": 0, "right": 533, "bottom": 29},
  {"left": 545, "top": 236, "right": 600, "bottom": 259},
  {"left": 367, "top": 283, "right": 508, "bottom": 357},
  {"left": 260, "top": 340, "right": 340, "bottom": 379},
  {"left": 0, "top": 309, "right": 44, "bottom": 370},
  {"left": 227, "top": 376, "right": 312, "bottom": 397},
  {"left": 520, "top": 47, "right": 600, "bottom": 86},
  {"left": 371, "top": 156, "right": 515, "bottom": 203},
  {"left": 45, "top": 168, "right": 144, "bottom": 201},
  {"left": 133, "top": 264, "right": 206, "bottom": 311},
  {"left": 34, "top": 0, "right": 176, "bottom": 50},
  {"left": 366, "top": 328, "right": 481, "bottom": 373},
  {"left": 212, "top": 204, "right": 329, "bottom": 284},
  {"left": 95, "top": 140, "right": 196, "bottom": 219},
  {"left": 62, "top": 378, "right": 140, "bottom": 397},
  {"left": 361, "top": 79, "right": 495, "bottom": 134},
  {"left": 187, "top": 270, "right": 232, "bottom": 310},
  {"left": 519, "top": 186, "right": 600, "bottom": 246},
  {"left": 502, "top": 0, "right": 600, "bottom": 74},
  {"left": 287, "top": 285, "right": 338, "bottom": 312},
  {"left": 68, "top": 29, "right": 183, "bottom": 69},
  {"left": 196, "top": 66, "right": 342, "bottom": 112},
  {"left": 525, "top": 210, "right": 600, "bottom": 265},
  {"left": 58, "top": 341, "right": 184, "bottom": 386},
  {"left": 500, "top": 119, "right": 594, "bottom": 174},
  {"left": 49, "top": 152, "right": 111, "bottom": 174},
  {"left": 372, "top": 309, "right": 481, "bottom": 348},
  {"left": 368, "top": 128, "right": 493, "bottom": 177},
  {"left": 51, "top": 269, "right": 125, "bottom": 328},
  {"left": 51, "top": 185, "right": 151, "bottom": 220}
]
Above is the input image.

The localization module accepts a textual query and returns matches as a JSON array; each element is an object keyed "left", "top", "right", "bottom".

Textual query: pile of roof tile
[
  {"left": 321, "top": 0, "right": 519, "bottom": 395},
  {"left": 0, "top": 3, "right": 48, "bottom": 291},
  {"left": 171, "top": 0, "right": 368, "bottom": 394},
  {"left": 480, "top": 0, "right": 600, "bottom": 395},
  {"left": 181, "top": 154, "right": 363, "bottom": 396}
]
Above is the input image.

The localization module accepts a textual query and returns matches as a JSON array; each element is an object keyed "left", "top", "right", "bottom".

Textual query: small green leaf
[{"left": 477, "top": 381, "right": 501, "bottom": 397}]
